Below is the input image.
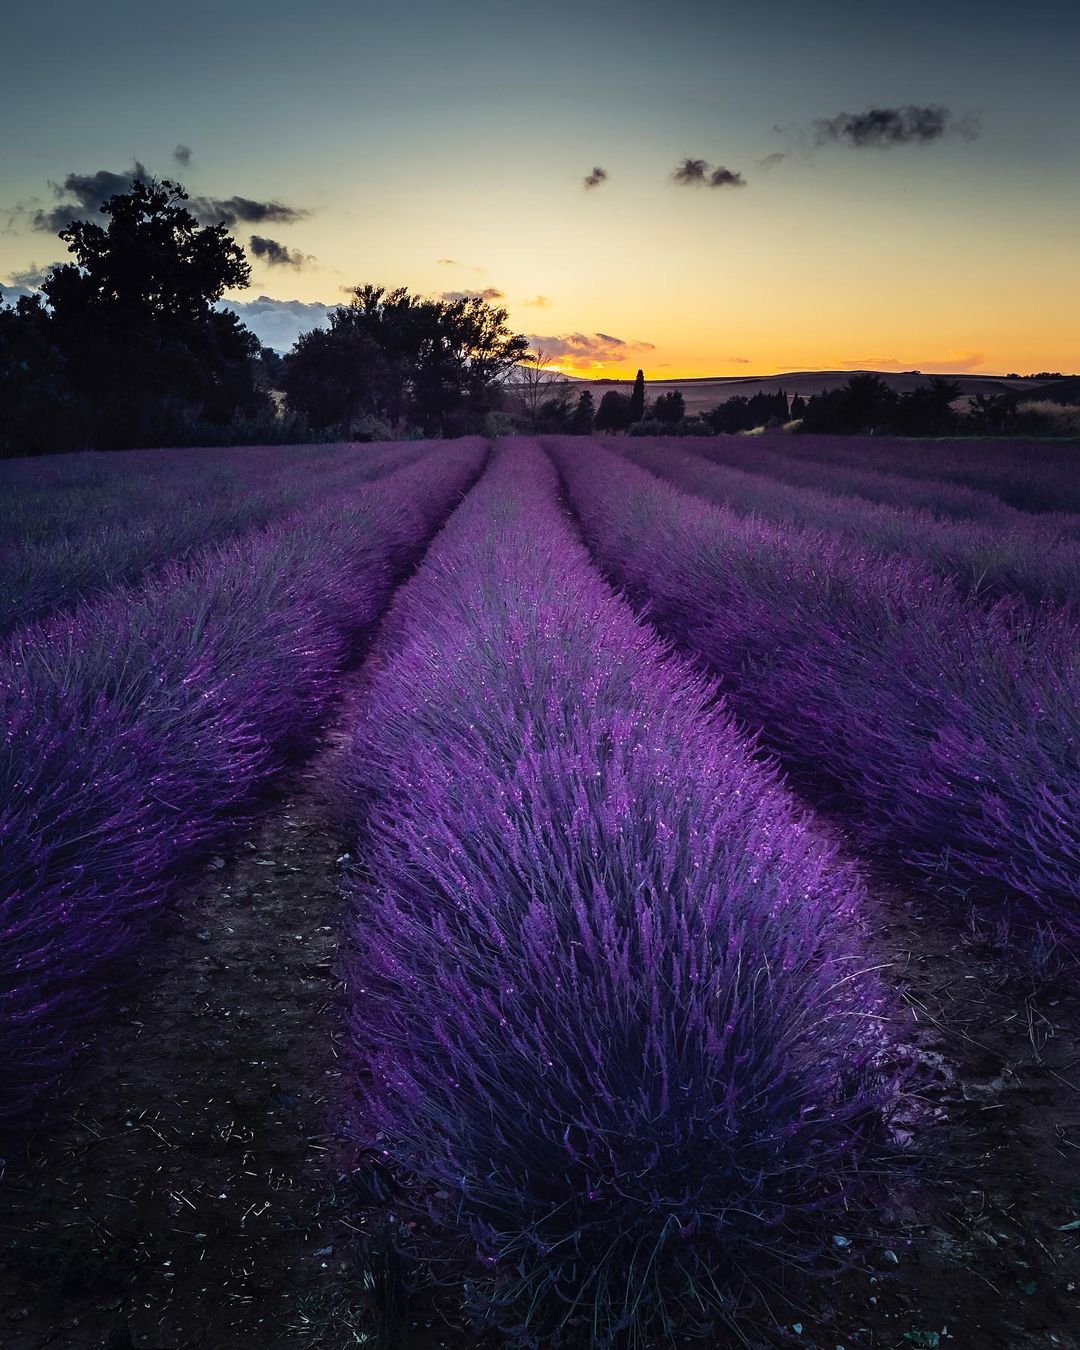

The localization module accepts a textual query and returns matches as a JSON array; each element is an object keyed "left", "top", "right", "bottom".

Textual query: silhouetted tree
[
  {"left": 516, "top": 348, "right": 566, "bottom": 421},
  {"left": 1, "top": 178, "right": 267, "bottom": 453},
  {"left": 790, "top": 392, "right": 807, "bottom": 419},
  {"left": 628, "top": 368, "right": 646, "bottom": 422},
  {"left": 704, "top": 395, "right": 752, "bottom": 433},
  {"left": 570, "top": 389, "right": 595, "bottom": 434},
  {"left": 967, "top": 392, "right": 1019, "bottom": 433},
  {"left": 652, "top": 390, "right": 686, "bottom": 425},
  {"left": 800, "top": 375, "right": 900, "bottom": 434},
  {"left": 895, "top": 377, "right": 961, "bottom": 435},
  {"left": 594, "top": 390, "right": 632, "bottom": 432},
  {"left": 282, "top": 284, "right": 528, "bottom": 435},
  {"left": 0, "top": 292, "right": 80, "bottom": 454}
]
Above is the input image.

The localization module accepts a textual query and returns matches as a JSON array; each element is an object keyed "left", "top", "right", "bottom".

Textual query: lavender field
[{"left": 1, "top": 435, "right": 1078, "bottom": 1350}]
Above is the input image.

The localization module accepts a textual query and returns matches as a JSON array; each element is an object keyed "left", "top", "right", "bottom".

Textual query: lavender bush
[
  {"left": 0, "top": 440, "right": 484, "bottom": 1126},
  {"left": 342, "top": 438, "right": 904, "bottom": 1347},
  {"left": 550, "top": 437, "right": 1080, "bottom": 933},
  {"left": 0, "top": 439, "right": 431, "bottom": 634},
  {"left": 622, "top": 439, "right": 1080, "bottom": 606},
  {"left": 691, "top": 435, "right": 1080, "bottom": 532},
  {"left": 717, "top": 431, "right": 1080, "bottom": 516}
]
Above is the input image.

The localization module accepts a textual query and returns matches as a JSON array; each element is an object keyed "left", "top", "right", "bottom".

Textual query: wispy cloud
[
  {"left": 844, "top": 351, "right": 986, "bottom": 372},
  {"left": 29, "top": 163, "right": 151, "bottom": 231},
  {"left": 672, "top": 158, "right": 747, "bottom": 188},
  {"left": 440, "top": 287, "right": 505, "bottom": 302},
  {"left": 21, "top": 160, "right": 309, "bottom": 234},
  {"left": 4, "top": 262, "right": 56, "bottom": 288},
  {"left": 757, "top": 152, "right": 787, "bottom": 171},
  {"left": 583, "top": 165, "right": 608, "bottom": 189},
  {"left": 174, "top": 144, "right": 193, "bottom": 166},
  {"left": 529, "top": 331, "right": 655, "bottom": 370},
  {"left": 190, "top": 195, "right": 307, "bottom": 228},
  {"left": 814, "top": 104, "right": 982, "bottom": 149},
  {"left": 522, "top": 295, "right": 553, "bottom": 308},
  {"left": 249, "top": 235, "right": 315, "bottom": 269}
]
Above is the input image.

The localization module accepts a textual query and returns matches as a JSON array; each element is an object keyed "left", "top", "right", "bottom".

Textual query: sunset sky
[{"left": 2, "top": 0, "right": 1078, "bottom": 377}]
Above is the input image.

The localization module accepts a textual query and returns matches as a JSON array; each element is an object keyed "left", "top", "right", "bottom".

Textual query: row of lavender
[
  {"left": 548, "top": 436, "right": 1080, "bottom": 933},
  {"left": 338, "top": 440, "right": 905, "bottom": 1346},
  {"left": 0, "top": 441, "right": 485, "bottom": 1125},
  {"left": 694, "top": 435, "right": 1080, "bottom": 533},
  {"left": 0, "top": 439, "right": 431, "bottom": 634},
  {"left": 749, "top": 432, "right": 1080, "bottom": 516},
  {"left": 622, "top": 438, "right": 1080, "bottom": 607}
]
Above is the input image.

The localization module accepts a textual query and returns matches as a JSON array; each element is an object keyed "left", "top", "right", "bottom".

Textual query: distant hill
[{"left": 566, "top": 371, "right": 1078, "bottom": 417}]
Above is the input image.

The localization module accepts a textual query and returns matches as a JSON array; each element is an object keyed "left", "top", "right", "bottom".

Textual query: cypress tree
[{"left": 629, "top": 368, "right": 646, "bottom": 422}]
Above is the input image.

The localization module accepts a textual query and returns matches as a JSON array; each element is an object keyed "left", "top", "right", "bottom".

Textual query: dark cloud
[
  {"left": 249, "top": 234, "right": 314, "bottom": 269},
  {"left": 672, "top": 158, "right": 710, "bottom": 185},
  {"left": 217, "top": 295, "right": 334, "bottom": 352},
  {"left": 190, "top": 195, "right": 307, "bottom": 227},
  {"left": 758, "top": 152, "right": 788, "bottom": 170},
  {"left": 174, "top": 144, "right": 193, "bottom": 166},
  {"left": 5, "top": 262, "right": 56, "bottom": 288},
  {"left": 440, "top": 287, "right": 505, "bottom": 302},
  {"left": 529, "top": 331, "right": 655, "bottom": 370},
  {"left": 672, "top": 158, "right": 746, "bottom": 188},
  {"left": 31, "top": 162, "right": 151, "bottom": 231},
  {"left": 25, "top": 161, "right": 309, "bottom": 235},
  {"left": 709, "top": 166, "right": 746, "bottom": 188},
  {"left": 814, "top": 104, "right": 982, "bottom": 149},
  {"left": 583, "top": 165, "right": 608, "bottom": 189}
]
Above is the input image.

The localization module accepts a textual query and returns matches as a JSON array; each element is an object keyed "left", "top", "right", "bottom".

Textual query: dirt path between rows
[{"left": 0, "top": 704, "right": 369, "bottom": 1350}]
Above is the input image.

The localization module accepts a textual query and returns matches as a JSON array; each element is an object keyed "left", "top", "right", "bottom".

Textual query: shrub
[
  {"left": 341, "top": 438, "right": 905, "bottom": 1347},
  {"left": 0, "top": 441, "right": 485, "bottom": 1126},
  {"left": 548, "top": 436, "right": 1080, "bottom": 934},
  {"left": 620, "top": 439, "right": 1080, "bottom": 607}
]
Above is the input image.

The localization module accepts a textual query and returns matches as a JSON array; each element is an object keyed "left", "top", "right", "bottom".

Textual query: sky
[{"left": 2, "top": 0, "right": 1078, "bottom": 377}]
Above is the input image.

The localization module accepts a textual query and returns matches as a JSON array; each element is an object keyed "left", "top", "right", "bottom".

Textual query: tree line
[
  {"left": 0, "top": 180, "right": 528, "bottom": 455},
  {"left": 2, "top": 177, "right": 1075, "bottom": 455}
]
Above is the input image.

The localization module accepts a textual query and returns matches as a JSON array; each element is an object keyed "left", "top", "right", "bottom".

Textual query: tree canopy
[
  {"left": 1, "top": 179, "right": 267, "bottom": 453},
  {"left": 281, "top": 284, "right": 528, "bottom": 436}
]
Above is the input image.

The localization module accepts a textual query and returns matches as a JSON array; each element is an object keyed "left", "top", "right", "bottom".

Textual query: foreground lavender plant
[
  {"left": 550, "top": 437, "right": 1080, "bottom": 933},
  {"left": 622, "top": 439, "right": 1080, "bottom": 607},
  {"left": 342, "top": 439, "right": 903, "bottom": 1347},
  {"left": 0, "top": 441, "right": 484, "bottom": 1126}
]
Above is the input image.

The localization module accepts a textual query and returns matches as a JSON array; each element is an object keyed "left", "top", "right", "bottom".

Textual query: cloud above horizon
[
  {"left": 20, "top": 161, "right": 308, "bottom": 234},
  {"left": 583, "top": 166, "right": 608, "bottom": 189},
  {"left": 844, "top": 351, "right": 986, "bottom": 372},
  {"left": 249, "top": 234, "right": 314, "bottom": 269},
  {"left": 522, "top": 295, "right": 552, "bottom": 308},
  {"left": 191, "top": 194, "right": 307, "bottom": 228},
  {"left": 5, "top": 262, "right": 56, "bottom": 288},
  {"left": 29, "top": 163, "right": 152, "bottom": 232},
  {"left": 440, "top": 287, "right": 505, "bottom": 302},
  {"left": 174, "top": 144, "right": 193, "bottom": 166},
  {"left": 672, "top": 158, "right": 747, "bottom": 188},
  {"left": 529, "top": 331, "right": 655, "bottom": 370},
  {"left": 814, "top": 104, "right": 982, "bottom": 149},
  {"left": 218, "top": 294, "right": 334, "bottom": 351}
]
